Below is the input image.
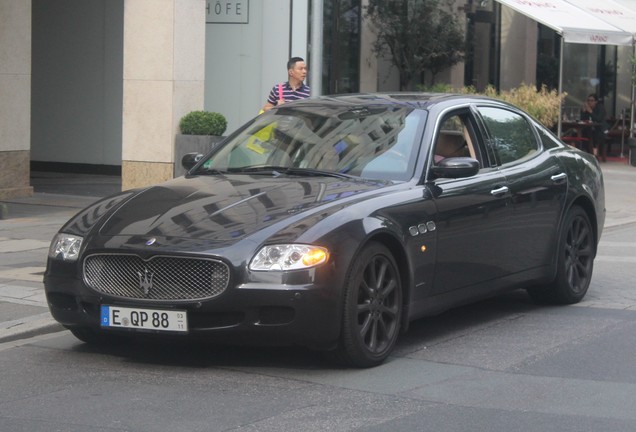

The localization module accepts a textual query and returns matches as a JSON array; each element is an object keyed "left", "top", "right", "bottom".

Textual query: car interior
[{"left": 434, "top": 115, "right": 478, "bottom": 164}]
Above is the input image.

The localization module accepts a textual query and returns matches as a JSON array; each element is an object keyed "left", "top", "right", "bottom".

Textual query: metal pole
[
  {"left": 557, "top": 36, "right": 564, "bottom": 138},
  {"left": 621, "top": 108, "right": 626, "bottom": 158},
  {"left": 310, "top": 0, "right": 323, "bottom": 97},
  {"left": 631, "top": 41, "right": 635, "bottom": 139},
  {"left": 627, "top": 40, "right": 635, "bottom": 161}
]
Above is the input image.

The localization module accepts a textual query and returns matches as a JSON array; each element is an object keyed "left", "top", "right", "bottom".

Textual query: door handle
[
  {"left": 551, "top": 172, "right": 567, "bottom": 182},
  {"left": 490, "top": 186, "right": 509, "bottom": 196}
]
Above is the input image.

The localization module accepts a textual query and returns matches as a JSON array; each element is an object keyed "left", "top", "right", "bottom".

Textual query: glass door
[{"left": 322, "top": 0, "right": 361, "bottom": 94}]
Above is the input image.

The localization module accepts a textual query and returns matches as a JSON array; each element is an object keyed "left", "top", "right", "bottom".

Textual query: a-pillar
[
  {"left": 121, "top": 0, "right": 205, "bottom": 190},
  {"left": 0, "top": 0, "right": 33, "bottom": 199}
]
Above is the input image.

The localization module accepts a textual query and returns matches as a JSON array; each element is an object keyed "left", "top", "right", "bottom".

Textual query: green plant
[
  {"left": 179, "top": 111, "right": 227, "bottom": 136},
  {"left": 482, "top": 84, "right": 566, "bottom": 129},
  {"left": 417, "top": 83, "right": 454, "bottom": 93},
  {"left": 365, "top": 0, "right": 464, "bottom": 90},
  {"left": 424, "top": 83, "right": 565, "bottom": 128}
]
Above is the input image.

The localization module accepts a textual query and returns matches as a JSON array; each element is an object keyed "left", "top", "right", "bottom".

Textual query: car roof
[{"left": 284, "top": 92, "right": 509, "bottom": 111}]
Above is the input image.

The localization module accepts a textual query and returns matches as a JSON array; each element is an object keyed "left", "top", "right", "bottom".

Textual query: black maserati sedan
[{"left": 45, "top": 93, "right": 605, "bottom": 367}]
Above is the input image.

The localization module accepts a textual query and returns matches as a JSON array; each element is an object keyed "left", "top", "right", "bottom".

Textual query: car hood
[{"left": 98, "top": 174, "right": 392, "bottom": 241}]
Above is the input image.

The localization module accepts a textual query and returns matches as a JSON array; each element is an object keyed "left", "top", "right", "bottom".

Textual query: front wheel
[
  {"left": 527, "top": 206, "right": 595, "bottom": 304},
  {"left": 334, "top": 242, "right": 403, "bottom": 368}
]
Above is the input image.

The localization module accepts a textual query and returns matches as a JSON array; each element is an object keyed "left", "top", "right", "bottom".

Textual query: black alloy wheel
[
  {"left": 336, "top": 242, "right": 402, "bottom": 367},
  {"left": 528, "top": 206, "right": 594, "bottom": 304}
]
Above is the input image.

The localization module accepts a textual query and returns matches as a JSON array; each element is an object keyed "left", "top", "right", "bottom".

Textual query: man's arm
[
  {"left": 262, "top": 102, "right": 276, "bottom": 112},
  {"left": 262, "top": 85, "right": 281, "bottom": 112}
]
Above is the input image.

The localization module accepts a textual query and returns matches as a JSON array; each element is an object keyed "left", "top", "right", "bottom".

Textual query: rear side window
[
  {"left": 534, "top": 120, "right": 563, "bottom": 150},
  {"left": 477, "top": 107, "right": 538, "bottom": 165}
]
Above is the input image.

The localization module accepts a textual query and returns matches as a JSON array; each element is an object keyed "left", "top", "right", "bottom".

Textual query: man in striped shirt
[{"left": 261, "top": 57, "right": 311, "bottom": 112}]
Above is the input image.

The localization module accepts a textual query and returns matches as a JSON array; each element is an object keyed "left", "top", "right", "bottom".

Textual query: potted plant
[{"left": 175, "top": 110, "right": 227, "bottom": 177}]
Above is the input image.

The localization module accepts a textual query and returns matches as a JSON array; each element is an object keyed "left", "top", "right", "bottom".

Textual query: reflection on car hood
[{"left": 99, "top": 174, "right": 390, "bottom": 240}]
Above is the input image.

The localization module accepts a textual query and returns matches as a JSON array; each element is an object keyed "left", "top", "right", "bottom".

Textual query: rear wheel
[
  {"left": 334, "top": 242, "right": 402, "bottom": 368},
  {"left": 527, "top": 206, "right": 595, "bottom": 304}
]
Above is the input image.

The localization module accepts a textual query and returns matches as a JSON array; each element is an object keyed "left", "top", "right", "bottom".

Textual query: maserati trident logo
[
  {"left": 145, "top": 237, "right": 157, "bottom": 246},
  {"left": 137, "top": 268, "right": 155, "bottom": 296}
]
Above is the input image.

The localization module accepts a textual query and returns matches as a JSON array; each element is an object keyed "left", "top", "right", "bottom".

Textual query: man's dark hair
[{"left": 287, "top": 57, "right": 304, "bottom": 70}]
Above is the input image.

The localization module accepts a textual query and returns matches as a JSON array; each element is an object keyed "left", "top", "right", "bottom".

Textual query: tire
[
  {"left": 334, "top": 242, "right": 403, "bottom": 368},
  {"left": 527, "top": 206, "right": 595, "bottom": 304}
]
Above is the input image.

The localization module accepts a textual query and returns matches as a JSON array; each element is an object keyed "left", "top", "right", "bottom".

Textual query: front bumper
[{"left": 44, "top": 272, "right": 342, "bottom": 350}]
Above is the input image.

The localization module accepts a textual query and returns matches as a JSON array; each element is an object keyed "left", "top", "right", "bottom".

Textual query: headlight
[
  {"left": 48, "top": 233, "right": 83, "bottom": 262},
  {"left": 250, "top": 244, "right": 329, "bottom": 271}
]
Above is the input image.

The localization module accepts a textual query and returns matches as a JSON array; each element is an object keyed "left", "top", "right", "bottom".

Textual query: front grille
[{"left": 83, "top": 254, "right": 230, "bottom": 301}]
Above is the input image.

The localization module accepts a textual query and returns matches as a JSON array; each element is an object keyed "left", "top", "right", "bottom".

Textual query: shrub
[
  {"left": 422, "top": 83, "right": 566, "bottom": 128},
  {"left": 481, "top": 84, "right": 565, "bottom": 129},
  {"left": 417, "top": 83, "right": 454, "bottom": 93},
  {"left": 179, "top": 111, "right": 227, "bottom": 136}
]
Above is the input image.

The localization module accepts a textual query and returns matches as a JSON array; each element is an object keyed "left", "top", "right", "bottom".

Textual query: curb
[{"left": 0, "top": 312, "right": 64, "bottom": 344}]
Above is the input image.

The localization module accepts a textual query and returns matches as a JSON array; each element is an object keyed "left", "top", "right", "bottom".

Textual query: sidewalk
[
  {"left": 0, "top": 172, "right": 121, "bottom": 343},
  {"left": 1, "top": 161, "right": 635, "bottom": 344}
]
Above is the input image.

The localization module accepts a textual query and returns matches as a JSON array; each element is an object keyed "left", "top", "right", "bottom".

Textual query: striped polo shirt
[{"left": 266, "top": 81, "right": 311, "bottom": 106}]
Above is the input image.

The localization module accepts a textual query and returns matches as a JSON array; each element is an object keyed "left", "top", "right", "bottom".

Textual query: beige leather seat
[{"left": 435, "top": 132, "right": 469, "bottom": 162}]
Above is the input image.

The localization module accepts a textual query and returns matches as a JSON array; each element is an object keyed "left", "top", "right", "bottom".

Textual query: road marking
[
  {"left": 598, "top": 241, "right": 636, "bottom": 247},
  {"left": 595, "top": 255, "right": 636, "bottom": 263},
  {"left": 571, "top": 300, "right": 636, "bottom": 310}
]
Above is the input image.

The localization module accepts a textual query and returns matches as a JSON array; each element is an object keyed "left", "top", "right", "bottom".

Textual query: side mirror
[
  {"left": 181, "top": 152, "right": 204, "bottom": 171},
  {"left": 430, "top": 157, "right": 480, "bottom": 179}
]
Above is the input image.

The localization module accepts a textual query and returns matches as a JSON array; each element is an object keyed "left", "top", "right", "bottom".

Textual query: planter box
[{"left": 174, "top": 134, "right": 225, "bottom": 177}]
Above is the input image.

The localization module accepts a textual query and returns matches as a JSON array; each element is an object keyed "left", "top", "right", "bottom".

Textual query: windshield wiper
[
  {"left": 284, "top": 167, "right": 356, "bottom": 179},
  {"left": 226, "top": 166, "right": 290, "bottom": 176},
  {"left": 191, "top": 168, "right": 228, "bottom": 175},
  {"left": 221, "top": 166, "right": 356, "bottom": 179}
]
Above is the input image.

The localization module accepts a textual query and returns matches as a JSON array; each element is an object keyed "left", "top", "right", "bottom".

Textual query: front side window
[
  {"left": 477, "top": 107, "right": 538, "bottom": 165},
  {"left": 433, "top": 112, "right": 480, "bottom": 165},
  {"left": 195, "top": 104, "right": 426, "bottom": 182}
]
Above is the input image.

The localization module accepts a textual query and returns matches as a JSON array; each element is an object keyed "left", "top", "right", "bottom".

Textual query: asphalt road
[
  {"left": 1, "top": 222, "right": 635, "bottom": 431},
  {"left": 2, "top": 163, "right": 636, "bottom": 431}
]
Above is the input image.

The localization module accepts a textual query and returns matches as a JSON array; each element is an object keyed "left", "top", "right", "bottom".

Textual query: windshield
[{"left": 194, "top": 104, "right": 426, "bottom": 182}]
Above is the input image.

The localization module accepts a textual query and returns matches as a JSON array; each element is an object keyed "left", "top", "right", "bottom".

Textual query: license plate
[{"left": 100, "top": 305, "right": 188, "bottom": 333}]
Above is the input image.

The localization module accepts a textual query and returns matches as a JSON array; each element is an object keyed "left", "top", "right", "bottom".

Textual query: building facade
[{"left": 0, "top": 0, "right": 633, "bottom": 199}]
